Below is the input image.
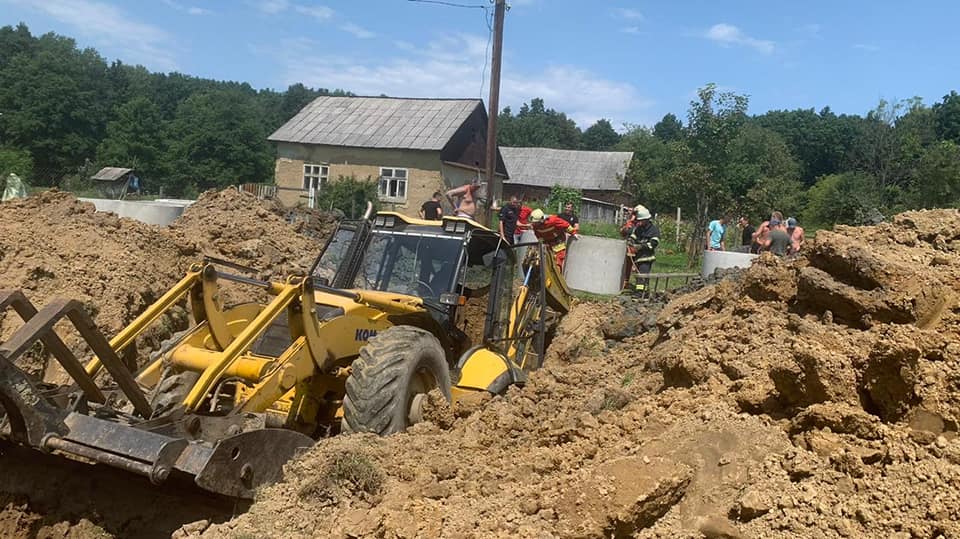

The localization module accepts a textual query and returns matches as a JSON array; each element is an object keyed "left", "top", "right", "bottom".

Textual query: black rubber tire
[
  {"left": 342, "top": 326, "right": 451, "bottom": 435},
  {"left": 147, "top": 331, "right": 200, "bottom": 418}
]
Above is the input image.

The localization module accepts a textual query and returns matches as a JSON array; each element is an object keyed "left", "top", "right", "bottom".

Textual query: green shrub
[{"left": 316, "top": 175, "right": 380, "bottom": 218}]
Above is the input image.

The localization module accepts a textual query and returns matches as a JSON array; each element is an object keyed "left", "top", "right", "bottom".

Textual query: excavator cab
[{"left": 0, "top": 210, "right": 570, "bottom": 499}]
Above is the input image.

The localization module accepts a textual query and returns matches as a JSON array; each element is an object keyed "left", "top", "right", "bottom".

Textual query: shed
[
  {"left": 90, "top": 167, "right": 138, "bottom": 199},
  {"left": 499, "top": 147, "right": 633, "bottom": 223}
]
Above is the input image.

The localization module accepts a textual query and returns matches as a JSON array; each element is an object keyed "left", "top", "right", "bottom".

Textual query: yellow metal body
[{"left": 112, "top": 211, "right": 571, "bottom": 436}]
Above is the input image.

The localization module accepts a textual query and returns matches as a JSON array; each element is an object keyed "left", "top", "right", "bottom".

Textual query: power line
[
  {"left": 406, "top": 0, "right": 487, "bottom": 9},
  {"left": 479, "top": 7, "right": 493, "bottom": 97}
]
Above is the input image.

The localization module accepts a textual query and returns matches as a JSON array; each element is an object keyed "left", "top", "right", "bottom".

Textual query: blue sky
[{"left": 3, "top": 0, "right": 960, "bottom": 128}]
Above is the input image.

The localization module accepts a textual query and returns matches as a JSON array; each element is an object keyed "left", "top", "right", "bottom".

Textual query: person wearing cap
[
  {"left": 761, "top": 218, "right": 791, "bottom": 256},
  {"left": 706, "top": 216, "right": 729, "bottom": 251},
  {"left": 625, "top": 205, "right": 660, "bottom": 296},
  {"left": 619, "top": 206, "right": 639, "bottom": 289},
  {"left": 529, "top": 209, "right": 577, "bottom": 270},
  {"left": 786, "top": 217, "right": 805, "bottom": 254}
]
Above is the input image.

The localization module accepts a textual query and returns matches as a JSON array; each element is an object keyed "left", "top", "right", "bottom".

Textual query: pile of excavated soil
[
  {"left": 170, "top": 189, "right": 324, "bottom": 281},
  {"left": 0, "top": 191, "right": 188, "bottom": 380},
  {"left": 205, "top": 209, "right": 960, "bottom": 539},
  {"left": 0, "top": 189, "right": 328, "bottom": 539},
  {"left": 0, "top": 189, "right": 327, "bottom": 381}
]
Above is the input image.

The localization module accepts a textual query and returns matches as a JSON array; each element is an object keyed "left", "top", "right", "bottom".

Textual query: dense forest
[
  {"left": 0, "top": 23, "right": 350, "bottom": 197},
  {"left": 2, "top": 23, "right": 960, "bottom": 228}
]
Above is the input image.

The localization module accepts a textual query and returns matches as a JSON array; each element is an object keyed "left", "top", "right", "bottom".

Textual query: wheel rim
[{"left": 406, "top": 367, "right": 439, "bottom": 425}]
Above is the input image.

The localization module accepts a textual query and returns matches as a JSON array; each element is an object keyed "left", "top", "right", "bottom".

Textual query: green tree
[
  {"left": 803, "top": 172, "right": 882, "bottom": 227},
  {"left": 652, "top": 113, "right": 683, "bottom": 142},
  {"left": 164, "top": 90, "right": 273, "bottom": 194},
  {"left": 580, "top": 119, "right": 620, "bottom": 151},
  {"left": 909, "top": 141, "right": 960, "bottom": 208},
  {"left": 0, "top": 32, "right": 111, "bottom": 182},
  {"left": 933, "top": 91, "right": 960, "bottom": 144},
  {"left": 96, "top": 96, "right": 166, "bottom": 184},
  {"left": 497, "top": 98, "right": 581, "bottom": 149}
]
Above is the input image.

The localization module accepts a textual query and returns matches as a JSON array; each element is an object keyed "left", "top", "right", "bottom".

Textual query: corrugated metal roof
[
  {"left": 268, "top": 96, "right": 482, "bottom": 150},
  {"left": 90, "top": 167, "right": 133, "bottom": 181},
  {"left": 499, "top": 147, "right": 633, "bottom": 191}
]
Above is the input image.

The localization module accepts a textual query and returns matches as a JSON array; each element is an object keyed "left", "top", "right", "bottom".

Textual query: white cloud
[
  {"left": 262, "top": 34, "right": 654, "bottom": 127},
  {"left": 295, "top": 3, "right": 333, "bottom": 20},
  {"left": 798, "top": 23, "right": 821, "bottom": 37},
  {"left": 621, "top": 26, "right": 640, "bottom": 35},
  {"left": 162, "top": 0, "right": 210, "bottom": 15},
  {"left": 6, "top": 0, "right": 178, "bottom": 70},
  {"left": 255, "top": 0, "right": 289, "bottom": 14},
  {"left": 341, "top": 22, "right": 375, "bottom": 39},
  {"left": 853, "top": 43, "right": 880, "bottom": 52},
  {"left": 613, "top": 8, "right": 643, "bottom": 20},
  {"left": 704, "top": 23, "right": 775, "bottom": 54}
]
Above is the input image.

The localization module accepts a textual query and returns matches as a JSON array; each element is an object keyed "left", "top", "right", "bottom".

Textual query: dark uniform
[{"left": 626, "top": 220, "right": 661, "bottom": 296}]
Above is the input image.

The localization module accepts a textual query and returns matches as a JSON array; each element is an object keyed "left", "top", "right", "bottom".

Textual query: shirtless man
[
  {"left": 446, "top": 181, "right": 484, "bottom": 219},
  {"left": 786, "top": 217, "right": 805, "bottom": 254},
  {"left": 752, "top": 211, "right": 784, "bottom": 253}
]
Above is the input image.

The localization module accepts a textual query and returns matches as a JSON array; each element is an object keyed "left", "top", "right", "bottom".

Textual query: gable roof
[
  {"left": 268, "top": 96, "right": 483, "bottom": 151},
  {"left": 91, "top": 167, "right": 133, "bottom": 181},
  {"left": 499, "top": 147, "right": 633, "bottom": 191}
]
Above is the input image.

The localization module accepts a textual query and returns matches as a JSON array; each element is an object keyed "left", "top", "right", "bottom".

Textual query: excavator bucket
[{"left": 0, "top": 285, "right": 312, "bottom": 499}]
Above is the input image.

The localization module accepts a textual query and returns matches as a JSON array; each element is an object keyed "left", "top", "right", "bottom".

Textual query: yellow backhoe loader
[{"left": 0, "top": 212, "right": 570, "bottom": 498}]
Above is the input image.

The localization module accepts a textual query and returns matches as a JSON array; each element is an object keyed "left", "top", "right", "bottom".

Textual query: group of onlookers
[{"left": 707, "top": 213, "right": 804, "bottom": 255}]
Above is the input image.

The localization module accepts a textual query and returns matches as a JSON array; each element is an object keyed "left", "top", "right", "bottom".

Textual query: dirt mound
[
  {"left": 0, "top": 191, "right": 188, "bottom": 380},
  {"left": 204, "top": 209, "right": 960, "bottom": 539},
  {"left": 0, "top": 189, "right": 328, "bottom": 539},
  {"left": 169, "top": 189, "right": 323, "bottom": 280}
]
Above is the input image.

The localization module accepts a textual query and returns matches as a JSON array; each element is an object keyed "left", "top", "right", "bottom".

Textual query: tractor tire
[
  {"left": 147, "top": 331, "right": 199, "bottom": 418},
  {"left": 342, "top": 326, "right": 451, "bottom": 435}
]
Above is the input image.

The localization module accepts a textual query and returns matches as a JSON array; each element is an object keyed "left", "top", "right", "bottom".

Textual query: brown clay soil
[{"left": 4, "top": 202, "right": 960, "bottom": 538}]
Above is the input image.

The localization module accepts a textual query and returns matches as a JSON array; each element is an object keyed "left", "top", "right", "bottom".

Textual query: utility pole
[{"left": 484, "top": 0, "right": 506, "bottom": 226}]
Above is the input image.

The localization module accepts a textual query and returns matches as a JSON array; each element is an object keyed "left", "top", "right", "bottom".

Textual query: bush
[
  {"left": 803, "top": 172, "right": 882, "bottom": 227},
  {"left": 315, "top": 175, "right": 380, "bottom": 218},
  {"left": 0, "top": 148, "right": 33, "bottom": 180},
  {"left": 547, "top": 185, "right": 581, "bottom": 213}
]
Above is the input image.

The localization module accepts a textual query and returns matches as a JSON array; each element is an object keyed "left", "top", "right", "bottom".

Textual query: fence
[
  {"left": 634, "top": 272, "right": 699, "bottom": 296},
  {"left": 237, "top": 183, "right": 277, "bottom": 200}
]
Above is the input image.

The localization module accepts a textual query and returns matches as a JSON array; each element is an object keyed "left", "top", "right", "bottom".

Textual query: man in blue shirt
[{"left": 706, "top": 217, "right": 728, "bottom": 251}]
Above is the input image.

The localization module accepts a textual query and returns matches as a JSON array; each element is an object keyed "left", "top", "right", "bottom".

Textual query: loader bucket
[{"left": 0, "top": 289, "right": 313, "bottom": 499}]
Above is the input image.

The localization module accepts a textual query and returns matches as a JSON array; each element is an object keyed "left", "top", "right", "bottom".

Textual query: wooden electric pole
[{"left": 484, "top": 0, "right": 506, "bottom": 226}]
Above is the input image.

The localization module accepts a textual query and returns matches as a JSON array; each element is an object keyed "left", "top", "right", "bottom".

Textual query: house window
[
  {"left": 303, "top": 164, "right": 328, "bottom": 191},
  {"left": 378, "top": 167, "right": 408, "bottom": 202}
]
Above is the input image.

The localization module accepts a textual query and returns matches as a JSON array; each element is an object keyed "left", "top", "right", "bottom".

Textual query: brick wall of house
[{"left": 273, "top": 143, "right": 447, "bottom": 216}]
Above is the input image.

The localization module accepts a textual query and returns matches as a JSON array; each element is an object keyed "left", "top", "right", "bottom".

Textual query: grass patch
[{"left": 297, "top": 451, "right": 384, "bottom": 502}]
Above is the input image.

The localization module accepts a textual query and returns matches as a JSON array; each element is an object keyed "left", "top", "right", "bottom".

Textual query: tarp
[{"left": 2, "top": 173, "right": 27, "bottom": 201}]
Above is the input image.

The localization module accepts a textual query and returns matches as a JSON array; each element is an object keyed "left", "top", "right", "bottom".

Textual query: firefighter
[
  {"left": 529, "top": 208, "right": 577, "bottom": 271},
  {"left": 625, "top": 205, "right": 660, "bottom": 296}
]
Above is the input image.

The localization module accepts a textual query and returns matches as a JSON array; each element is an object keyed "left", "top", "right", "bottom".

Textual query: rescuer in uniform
[
  {"left": 529, "top": 208, "right": 577, "bottom": 271},
  {"left": 625, "top": 205, "right": 660, "bottom": 296}
]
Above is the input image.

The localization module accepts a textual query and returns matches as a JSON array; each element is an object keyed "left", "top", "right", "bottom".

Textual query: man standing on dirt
[
  {"left": 498, "top": 196, "right": 521, "bottom": 245},
  {"left": 706, "top": 216, "right": 728, "bottom": 251},
  {"left": 620, "top": 206, "right": 639, "bottom": 289},
  {"left": 761, "top": 218, "right": 791, "bottom": 256},
  {"left": 529, "top": 209, "right": 577, "bottom": 270},
  {"left": 786, "top": 217, "right": 805, "bottom": 254},
  {"left": 625, "top": 205, "right": 660, "bottom": 296},
  {"left": 419, "top": 192, "right": 443, "bottom": 221}
]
